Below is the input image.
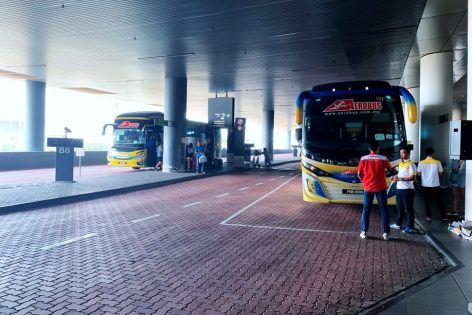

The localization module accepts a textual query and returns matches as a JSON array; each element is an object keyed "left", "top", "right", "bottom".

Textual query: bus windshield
[
  {"left": 303, "top": 96, "right": 405, "bottom": 165},
  {"left": 113, "top": 128, "right": 145, "bottom": 145}
]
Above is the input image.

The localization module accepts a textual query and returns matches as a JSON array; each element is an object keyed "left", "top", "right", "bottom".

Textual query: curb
[{"left": 0, "top": 160, "right": 300, "bottom": 215}]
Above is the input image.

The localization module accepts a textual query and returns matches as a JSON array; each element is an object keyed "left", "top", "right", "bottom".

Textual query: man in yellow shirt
[
  {"left": 416, "top": 147, "right": 447, "bottom": 221},
  {"left": 390, "top": 147, "right": 416, "bottom": 233}
]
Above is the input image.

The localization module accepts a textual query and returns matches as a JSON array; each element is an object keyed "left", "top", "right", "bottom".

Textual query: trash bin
[{"left": 292, "top": 145, "right": 299, "bottom": 157}]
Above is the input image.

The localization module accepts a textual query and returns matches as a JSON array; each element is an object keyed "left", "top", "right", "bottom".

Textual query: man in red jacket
[{"left": 358, "top": 140, "right": 392, "bottom": 240}]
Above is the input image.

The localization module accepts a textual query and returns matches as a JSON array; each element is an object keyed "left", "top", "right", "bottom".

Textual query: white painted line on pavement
[
  {"left": 224, "top": 223, "right": 356, "bottom": 234},
  {"left": 279, "top": 175, "right": 285, "bottom": 178},
  {"left": 269, "top": 178, "right": 276, "bottom": 181},
  {"left": 131, "top": 214, "right": 161, "bottom": 223},
  {"left": 255, "top": 182, "right": 264, "bottom": 186},
  {"left": 220, "top": 174, "right": 299, "bottom": 225},
  {"left": 182, "top": 201, "right": 201, "bottom": 208},
  {"left": 41, "top": 233, "right": 96, "bottom": 250},
  {"left": 216, "top": 193, "right": 230, "bottom": 198},
  {"left": 238, "top": 187, "right": 249, "bottom": 191}
]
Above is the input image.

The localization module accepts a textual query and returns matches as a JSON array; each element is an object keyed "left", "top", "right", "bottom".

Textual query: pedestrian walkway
[
  {"left": 379, "top": 190, "right": 472, "bottom": 315},
  {"left": 0, "top": 154, "right": 298, "bottom": 213},
  {"left": 0, "top": 154, "right": 471, "bottom": 314}
]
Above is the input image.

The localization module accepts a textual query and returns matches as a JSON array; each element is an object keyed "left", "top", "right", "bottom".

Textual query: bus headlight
[{"left": 302, "top": 160, "right": 330, "bottom": 177}]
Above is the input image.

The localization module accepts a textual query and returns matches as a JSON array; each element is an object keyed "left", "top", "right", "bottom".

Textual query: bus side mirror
[
  {"left": 102, "top": 123, "right": 115, "bottom": 136},
  {"left": 295, "top": 128, "right": 302, "bottom": 141}
]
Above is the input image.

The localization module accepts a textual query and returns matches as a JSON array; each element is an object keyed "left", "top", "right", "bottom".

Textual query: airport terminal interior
[{"left": 0, "top": 0, "right": 472, "bottom": 314}]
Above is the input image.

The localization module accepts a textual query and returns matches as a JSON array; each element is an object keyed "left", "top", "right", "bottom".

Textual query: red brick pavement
[{"left": 0, "top": 164, "right": 446, "bottom": 314}]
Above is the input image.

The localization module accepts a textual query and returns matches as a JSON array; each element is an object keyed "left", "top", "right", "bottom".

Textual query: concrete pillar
[
  {"left": 419, "top": 52, "right": 453, "bottom": 163},
  {"left": 214, "top": 128, "right": 222, "bottom": 158},
  {"left": 465, "top": 1, "right": 472, "bottom": 221},
  {"left": 262, "top": 109, "right": 274, "bottom": 159},
  {"left": 24, "top": 80, "right": 46, "bottom": 151},
  {"left": 287, "top": 130, "right": 292, "bottom": 150},
  {"left": 406, "top": 87, "right": 420, "bottom": 163},
  {"left": 163, "top": 77, "right": 187, "bottom": 172}
]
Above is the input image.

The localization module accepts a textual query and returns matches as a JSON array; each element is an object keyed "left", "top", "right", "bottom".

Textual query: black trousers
[
  {"left": 422, "top": 186, "right": 446, "bottom": 218},
  {"left": 395, "top": 189, "right": 415, "bottom": 228}
]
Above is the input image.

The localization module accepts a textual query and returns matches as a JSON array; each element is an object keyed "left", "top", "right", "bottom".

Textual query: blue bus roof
[{"left": 312, "top": 81, "right": 391, "bottom": 92}]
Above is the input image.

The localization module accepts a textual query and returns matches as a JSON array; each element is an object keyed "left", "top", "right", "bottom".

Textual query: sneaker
[
  {"left": 360, "top": 231, "right": 366, "bottom": 239},
  {"left": 382, "top": 233, "right": 389, "bottom": 241},
  {"left": 425, "top": 216, "right": 432, "bottom": 221},
  {"left": 402, "top": 227, "right": 416, "bottom": 234},
  {"left": 389, "top": 223, "right": 401, "bottom": 230}
]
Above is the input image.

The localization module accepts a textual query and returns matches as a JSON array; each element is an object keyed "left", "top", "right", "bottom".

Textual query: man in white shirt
[
  {"left": 390, "top": 148, "right": 417, "bottom": 233},
  {"left": 416, "top": 147, "right": 447, "bottom": 221}
]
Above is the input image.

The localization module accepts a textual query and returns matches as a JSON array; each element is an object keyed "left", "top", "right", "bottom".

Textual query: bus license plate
[{"left": 342, "top": 189, "right": 364, "bottom": 195}]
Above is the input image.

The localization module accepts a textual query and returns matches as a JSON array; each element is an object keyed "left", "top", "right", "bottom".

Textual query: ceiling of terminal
[
  {"left": 0, "top": 0, "right": 467, "bottom": 129},
  {"left": 404, "top": 0, "right": 467, "bottom": 108}
]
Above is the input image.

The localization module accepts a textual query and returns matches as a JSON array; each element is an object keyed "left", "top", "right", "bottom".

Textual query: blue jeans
[
  {"left": 395, "top": 189, "right": 415, "bottom": 229},
  {"left": 360, "top": 190, "right": 390, "bottom": 234}
]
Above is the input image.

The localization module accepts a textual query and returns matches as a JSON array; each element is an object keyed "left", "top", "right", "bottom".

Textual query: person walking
[
  {"left": 198, "top": 153, "right": 207, "bottom": 173},
  {"left": 195, "top": 141, "right": 205, "bottom": 173},
  {"left": 417, "top": 147, "right": 447, "bottom": 221},
  {"left": 357, "top": 140, "right": 392, "bottom": 240},
  {"left": 262, "top": 148, "right": 272, "bottom": 167},
  {"left": 390, "top": 147, "right": 417, "bottom": 233}
]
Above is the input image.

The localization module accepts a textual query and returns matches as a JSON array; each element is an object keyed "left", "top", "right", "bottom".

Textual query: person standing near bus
[
  {"left": 390, "top": 147, "right": 417, "bottom": 233},
  {"left": 417, "top": 147, "right": 447, "bottom": 221},
  {"left": 195, "top": 141, "right": 205, "bottom": 173},
  {"left": 358, "top": 140, "right": 392, "bottom": 241},
  {"left": 155, "top": 141, "right": 163, "bottom": 170},
  {"left": 185, "top": 143, "right": 194, "bottom": 171}
]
